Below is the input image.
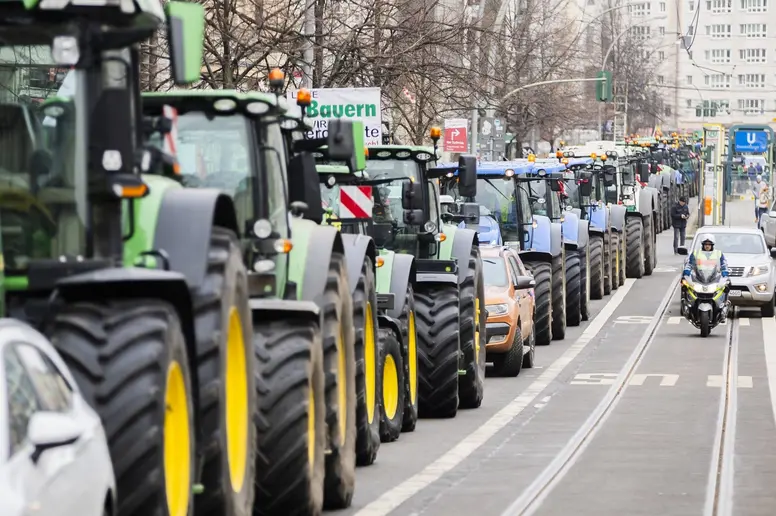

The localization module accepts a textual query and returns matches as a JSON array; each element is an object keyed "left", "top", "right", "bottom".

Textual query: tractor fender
[
  {"left": 377, "top": 314, "right": 402, "bottom": 341},
  {"left": 609, "top": 204, "right": 626, "bottom": 232},
  {"left": 54, "top": 267, "right": 201, "bottom": 427},
  {"left": 588, "top": 204, "right": 608, "bottom": 233},
  {"left": 588, "top": 224, "right": 605, "bottom": 236},
  {"left": 153, "top": 188, "right": 240, "bottom": 289},
  {"left": 248, "top": 298, "right": 321, "bottom": 325},
  {"left": 387, "top": 253, "right": 417, "bottom": 320},
  {"left": 638, "top": 188, "right": 654, "bottom": 218},
  {"left": 550, "top": 222, "right": 563, "bottom": 258},
  {"left": 648, "top": 175, "right": 661, "bottom": 190},
  {"left": 519, "top": 250, "right": 553, "bottom": 264},
  {"left": 571, "top": 207, "right": 582, "bottom": 220},
  {"left": 527, "top": 214, "right": 552, "bottom": 254},
  {"left": 340, "top": 233, "right": 376, "bottom": 295},
  {"left": 577, "top": 218, "right": 590, "bottom": 249},
  {"left": 451, "top": 226, "right": 479, "bottom": 285},
  {"left": 298, "top": 224, "right": 345, "bottom": 305},
  {"left": 661, "top": 174, "right": 671, "bottom": 190},
  {"left": 561, "top": 210, "right": 579, "bottom": 250}
]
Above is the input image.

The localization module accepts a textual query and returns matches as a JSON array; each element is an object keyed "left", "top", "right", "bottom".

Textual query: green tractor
[
  {"left": 317, "top": 158, "right": 420, "bottom": 441},
  {"left": 313, "top": 120, "right": 486, "bottom": 418},
  {"left": 141, "top": 89, "right": 367, "bottom": 512},
  {"left": 0, "top": 2, "right": 262, "bottom": 516}
]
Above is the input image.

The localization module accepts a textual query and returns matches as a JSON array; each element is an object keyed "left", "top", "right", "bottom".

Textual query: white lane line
[
  {"left": 762, "top": 318, "right": 776, "bottom": 433},
  {"left": 668, "top": 317, "right": 681, "bottom": 324},
  {"left": 352, "top": 279, "right": 637, "bottom": 516},
  {"left": 739, "top": 318, "right": 750, "bottom": 326}
]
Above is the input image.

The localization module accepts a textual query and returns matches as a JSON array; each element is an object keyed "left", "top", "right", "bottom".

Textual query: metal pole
[
  {"left": 470, "top": 108, "right": 478, "bottom": 156},
  {"left": 301, "top": 0, "right": 315, "bottom": 88}
]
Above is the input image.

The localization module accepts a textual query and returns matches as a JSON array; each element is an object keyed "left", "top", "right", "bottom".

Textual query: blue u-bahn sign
[{"left": 734, "top": 130, "right": 769, "bottom": 153}]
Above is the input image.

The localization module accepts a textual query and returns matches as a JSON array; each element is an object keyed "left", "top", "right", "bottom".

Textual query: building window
[
  {"left": 659, "top": 26, "right": 666, "bottom": 35},
  {"left": 705, "top": 73, "right": 731, "bottom": 88},
  {"left": 660, "top": 1, "right": 667, "bottom": 9},
  {"left": 738, "top": 98, "right": 765, "bottom": 114},
  {"left": 709, "top": 0, "right": 732, "bottom": 11},
  {"left": 686, "top": 99, "right": 693, "bottom": 108},
  {"left": 696, "top": 100, "right": 729, "bottom": 117},
  {"left": 739, "top": 48, "right": 766, "bottom": 63},
  {"left": 740, "top": 23, "right": 767, "bottom": 37},
  {"left": 688, "top": 25, "right": 695, "bottom": 35},
  {"left": 707, "top": 48, "right": 731, "bottom": 63},
  {"left": 658, "top": 75, "right": 665, "bottom": 84},
  {"left": 738, "top": 73, "right": 766, "bottom": 87},
  {"left": 689, "top": 0, "right": 695, "bottom": 8},
  {"left": 740, "top": 0, "right": 767, "bottom": 12},
  {"left": 658, "top": 51, "right": 665, "bottom": 60},
  {"left": 628, "top": 2, "right": 652, "bottom": 14},
  {"left": 706, "top": 24, "right": 731, "bottom": 37},
  {"left": 686, "top": 75, "right": 693, "bottom": 84}
]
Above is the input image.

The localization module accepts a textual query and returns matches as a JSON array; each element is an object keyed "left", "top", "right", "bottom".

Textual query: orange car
[{"left": 481, "top": 245, "right": 537, "bottom": 377}]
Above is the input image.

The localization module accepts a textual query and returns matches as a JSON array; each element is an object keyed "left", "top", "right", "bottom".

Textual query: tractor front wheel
[{"left": 459, "top": 247, "right": 486, "bottom": 409}]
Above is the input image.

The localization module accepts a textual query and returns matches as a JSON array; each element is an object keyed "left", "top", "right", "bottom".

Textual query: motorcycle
[{"left": 680, "top": 261, "right": 730, "bottom": 337}]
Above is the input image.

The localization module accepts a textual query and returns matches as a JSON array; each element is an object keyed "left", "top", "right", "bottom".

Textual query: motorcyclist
[{"left": 682, "top": 233, "right": 731, "bottom": 322}]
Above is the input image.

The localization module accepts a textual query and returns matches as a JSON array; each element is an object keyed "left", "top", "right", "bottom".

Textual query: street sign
[
  {"left": 734, "top": 130, "right": 769, "bottom": 153},
  {"left": 493, "top": 118, "right": 504, "bottom": 138},
  {"left": 444, "top": 118, "right": 468, "bottom": 153}
]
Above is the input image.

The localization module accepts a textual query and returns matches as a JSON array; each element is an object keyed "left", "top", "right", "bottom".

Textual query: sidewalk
[{"left": 723, "top": 198, "right": 761, "bottom": 228}]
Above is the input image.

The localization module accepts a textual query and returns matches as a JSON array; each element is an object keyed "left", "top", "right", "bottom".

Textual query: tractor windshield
[
  {"left": 475, "top": 177, "right": 515, "bottom": 221},
  {"left": 526, "top": 181, "right": 561, "bottom": 220},
  {"left": 563, "top": 180, "right": 581, "bottom": 208},
  {"left": 0, "top": 44, "right": 83, "bottom": 275},
  {"left": 168, "top": 112, "right": 253, "bottom": 196},
  {"left": 365, "top": 159, "right": 421, "bottom": 226}
]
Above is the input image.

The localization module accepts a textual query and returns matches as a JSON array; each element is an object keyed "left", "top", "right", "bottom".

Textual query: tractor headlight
[
  {"left": 486, "top": 303, "right": 509, "bottom": 317},
  {"left": 424, "top": 221, "right": 437, "bottom": 233}
]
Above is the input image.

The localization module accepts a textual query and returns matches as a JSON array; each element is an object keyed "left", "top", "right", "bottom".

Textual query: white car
[{"left": 0, "top": 319, "right": 115, "bottom": 516}]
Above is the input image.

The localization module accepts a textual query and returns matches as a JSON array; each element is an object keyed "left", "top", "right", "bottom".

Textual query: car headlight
[
  {"left": 486, "top": 304, "right": 509, "bottom": 317},
  {"left": 748, "top": 265, "right": 770, "bottom": 277}
]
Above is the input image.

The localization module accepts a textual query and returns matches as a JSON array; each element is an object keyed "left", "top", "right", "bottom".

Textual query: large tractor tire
[
  {"left": 610, "top": 232, "right": 620, "bottom": 291},
  {"left": 603, "top": 233, "right": 613, "bottom": 295},
  {"left": 399, "top": 286, "right": 419, "bottom": 432},
  {"left": 252, "top": 318, "right": 326, "bottom": 515},
  {"left": 322, "top": 255, "right": 358, "bottom": 510},
  {"left": 522, "top": 320, "right": 536, "bottom": 369},
  {"left": 193, "top": 226, "right": 256, "bottom": 516},
  {"left": 524, "top": 260, "right": 552, "bottom": 345},
  {"left": 491, "top": 323, "right": 523, "bottom": 377},
  {"left": 644, "top": 216, "right": 656, "bottom": 276},
  {"left": 51, "top": 301, "right": 196, "bottom": 516},
  {"left": 551, "top": 253, "right": 566, "bottom": 341},
  {"left": 353, "top": 258, "right": 381, "bottom": 466},
  {"left": 626, "top": 217, "right": 646, "bottom": 278},
  {"left": 589, "top": 235, "right": 605, "bottom": 300},
  {"left": 415, "top": 284, "right": 460, "bottom": 418},
  {"left": 565, "top": 250, "right": 582, "bottom": 327},
  {"left": 459, "top": 247, "right": 486, "bottom": 409},
  {"left": 618, "top": 232, "right": 626, "bottom": 287},
  {"left": 378, "top": 328, "right": 405, "bottom": 442},
  {"left": 580, "top": 247, "right": 590, "bottom": 321}
]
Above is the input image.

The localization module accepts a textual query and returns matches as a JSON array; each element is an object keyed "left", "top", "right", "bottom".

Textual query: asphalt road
[{"left": 334, "top": 199, "right": 776, "bottom": 516}]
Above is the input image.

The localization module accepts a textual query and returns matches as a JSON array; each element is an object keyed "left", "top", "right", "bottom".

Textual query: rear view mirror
[
  {"left": 458, "top": 155, "right": 477, "bottom": 197},
  {"left": 677, "top": 246, "right": 688, "bottom": 256},
  {"left": 326, "top": 119, "right": 356, "bottom": 163},
  {"left": 372, "top": 223, "right": 393, "bottom": 248},
  {"left": 579, "top": 179, "right": 592, "bottom": 197},
  {"left": 287, "top": 152, "right": 323, "bottom": 222},
  {"left": 515, "top": 275, "right": 536, "bottom": 290},
  {"left": 166, "top": 2, "right": 206, "bottom": 85},
  {"left": 402, "top": 181, "right": 424, "bottom": 210},
  {"left": 461, "top": 202, "right": 479, "bottom": 223},
  {"left": 770, "top": 248, "right": 776, "bottom": 259},
  {"left": 603, "top": 171, "right": 615, "bottom": 187},
  {"left": 549, "top": 180, "right": 561, "bottom": 192},
  {"left": 28, "top": 411, "right": 81, "bottom": 464},
  {"left": 403, "top": 209, "right": 425, "bottom": 225},
  {"left": 638, "top": 163, "right": 650, "bottom": 183}
]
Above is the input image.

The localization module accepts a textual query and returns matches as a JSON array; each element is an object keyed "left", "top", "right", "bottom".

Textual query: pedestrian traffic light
[{"left": 596, "top": 71, "right": 612, "bottom": 102}]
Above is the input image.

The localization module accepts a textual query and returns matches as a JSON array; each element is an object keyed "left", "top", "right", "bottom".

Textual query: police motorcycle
[{"left": 678, "top": 248, "right": 731, "bottom": 337}]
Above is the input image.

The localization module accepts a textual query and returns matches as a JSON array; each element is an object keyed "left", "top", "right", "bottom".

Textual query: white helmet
[{"left": 700, "top": 233, "right": 716, "bottom": 248}]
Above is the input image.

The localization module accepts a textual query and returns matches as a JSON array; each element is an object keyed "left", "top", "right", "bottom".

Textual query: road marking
[
  {"left": 653, "top": 266, "right": 678, "bottom": 273},
  {"left": 352, "top": 279, "right": 637, "bottom": 516},
  {"left": 614, "top": 315, "right": 654, "bottom": 324},
  {"left": 570, "top": 373, "right": 618, "bottom": 385},
  {"left": 739, "top": 318, "right": 750, "bottom": 326},
  {"left": 630, "top": 373, "right": 679, "bottom": 386},
  {"left": 534, "top": 396, "right": 552, "bottom": 409},
  {"left": 668, "top": 317, "right": 681, "bottom": 324},
  {"left": 667, "top": 316, "right": 734, "bottom": 326},
  {"left": 707, "top": 375, "right": 753, "bottom": 388},
  {"left": 761, "top": 318, "right": 776, "bottom": 431}
]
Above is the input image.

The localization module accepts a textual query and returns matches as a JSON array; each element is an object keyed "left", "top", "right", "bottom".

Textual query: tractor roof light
[
  {"left": 556, "top": 151, "right": 563, "bottom": 158},
  {"left": 505, "top": 168, "right": 515, "bottom": 177},
  {"left": 561, "top": 158, "right": 569, "bottom": 165},
  {"left": 528, "top": 154, "right": 536, "bottom": 163},
  {"left": 296, "top": 88, "right": 312, "bottom": 107},
  {"left": 268, "top": 68, "right": 285, "bottom": 90},
  {"left": 590, "top": 152, "right": 597, "bottom": 160},
  {"left": 430, "top": 127, "right": 442, "bottom": 140},
  {"left": 600, "top": 154, "right": 607, "bottom": 161}
]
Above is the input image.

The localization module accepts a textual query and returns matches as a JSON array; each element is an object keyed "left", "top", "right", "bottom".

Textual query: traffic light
[{"left": 596, "top": 71, "right": 612, "bottom": 102}]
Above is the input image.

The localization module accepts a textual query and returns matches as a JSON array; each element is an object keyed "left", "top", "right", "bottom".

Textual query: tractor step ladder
[{"left": 612, "top": 81, "right": 628, "bottom": 144}]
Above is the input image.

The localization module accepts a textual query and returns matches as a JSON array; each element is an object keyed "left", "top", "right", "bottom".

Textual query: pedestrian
[
  {"left": 671, "top": 196, "right": 690, "bottom": 254},
  {"left": 754, "top": 174, "right": 771, "bottom": 226}
]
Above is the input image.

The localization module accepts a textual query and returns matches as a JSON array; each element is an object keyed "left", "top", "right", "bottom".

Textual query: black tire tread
[
  {"left": 378, "top": 328, "right": 405, "bottom": 442},
  {"left": 399, "top": 286, "right": 418, "bottom": 432},
  {"left": 565, "top": 252, "right": 582, "bottom": 327},
  {"left": 524, "top": 261, "right": 552, "bottom": 345},
  {"left": 626, "top": 217, "right": 646, "bottom": 278},
  {"left": 551, "top": 254, "right": 566, "bottom": 340},
  {"left": 459, "top": 248, "right": 486, "bottom": 409},
  {"left": 589, "top": 236, "right": 605, "bottom": 300},
  {"left": 491, "top": 324, "right": 523, "bottom": 377}
]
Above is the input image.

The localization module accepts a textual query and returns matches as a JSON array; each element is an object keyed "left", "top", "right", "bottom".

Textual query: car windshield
[
  {"left": 483, "top": 257, "right": 509, "bottom": 287},
  {"left": 0, "top": 44, "right": 83, "bottom": 273},
  {"left": 694, "top": 233, "right": 766, "bottom": 254}
]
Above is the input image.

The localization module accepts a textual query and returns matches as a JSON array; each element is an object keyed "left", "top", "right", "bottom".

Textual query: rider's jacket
[{"left": 683, "top": 249, "right": 729, "bottom": 277}]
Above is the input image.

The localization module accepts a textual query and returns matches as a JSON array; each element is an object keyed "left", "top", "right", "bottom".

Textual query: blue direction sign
[{"left": 734, "top": 130, "right": 769, "bottom": 153}]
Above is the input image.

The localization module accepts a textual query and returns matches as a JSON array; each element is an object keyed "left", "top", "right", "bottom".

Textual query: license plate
[{"left": 729, "top": 290, "right": 742, "bottom": 297}]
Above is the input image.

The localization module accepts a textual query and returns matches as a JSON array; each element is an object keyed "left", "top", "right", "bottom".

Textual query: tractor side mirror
[
  {"left": 372, "top": 223, "right": 393, "bottom": 248},
  {"left": 578, "top": 172, "right": 593, "bottom": 197},
  {"left": 603, "top": 171, "right": 615, "bottom": 187},
  {"left": 458, "top": 155, "right": 477, "bottom": 197},
  {"left": 461, "top": 202, "right": 479, "bottom": 224},
  {"left": 770, "top": 248, "right": 776, "bottom": 259},
  {"left": 402, "top": 181, "right": 424, "bottom": 210},
  {"left": 638, "top": 163, "right": 650, "bottom": 183},
  {"left": 549, "top": 180, "right": 561, "bottom": 192},
  {"left": 326, "top": 119, "right": 357, "bottom": 167},
  {"left": 166, "top": 2, "right": 206, "bottom": 85},
  {"left": 287, "top": 152, "right": 323, "bottom": 222},
  {"left": 403, "top": 209, "right": 425, "bottom": 225}
]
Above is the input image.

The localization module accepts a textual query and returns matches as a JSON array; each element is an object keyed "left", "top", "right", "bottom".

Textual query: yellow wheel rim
[
  {"left": 408, "top": 311, "right": 417, "bottom": 403},
  {"left": 337, "top": 326, "right": 348, "bottom": 439},
  {"left": 365, "top": 302, "right": 377, "bottom": 424},
  {"left": 474, "top": 297, "right": 481, "bottom": 356},
  {"left": 225, "top": 307, "right": 249, "bottom": 493},
  {"left": 382, "top": 354, "right": 399, "bottom": 419},
  {"left": 308, "top": 386, "right": 316, "bottom": 468},
  {"left": 164, "top": 361, "right": 191, "bottom": 516}
]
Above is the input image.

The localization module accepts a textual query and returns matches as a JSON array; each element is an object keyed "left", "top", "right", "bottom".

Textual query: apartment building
[{"left": 676, "top": 0, "right": 776, "bottom": 128}]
